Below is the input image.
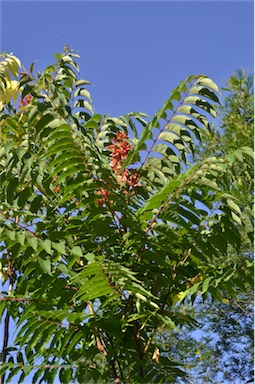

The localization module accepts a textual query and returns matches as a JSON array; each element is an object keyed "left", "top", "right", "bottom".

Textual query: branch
[
  {"left": 132, "top": 321, "right": 144, "bottom": 379},
  {"left": 143, "top": 326, "right": 156, "bottom": 356},
  {"left": 0, "top": 297, "right": 31, "bottom": 302},
  {"left": 107, "top": 335, "right": 125, "bottom": 383},
  {"left": 143, "top": 282, "right": 173, "bottom": 358},
  {"left": 87, "top": 302, "right": 121, "bottom": 383},
  {"left": 0, "top": 214, "right": 41, "bottom": 239},
  {"left": 0, "top": 250, "right": 14, "bottom": 384}
]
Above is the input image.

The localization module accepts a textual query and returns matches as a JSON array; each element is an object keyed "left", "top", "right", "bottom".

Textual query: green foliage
[
  {"left": 172, "top": 69, "right": 254, "bottom": 383},
  {"left": 0, "top": 49, "right": 253, "bottom": 383}
]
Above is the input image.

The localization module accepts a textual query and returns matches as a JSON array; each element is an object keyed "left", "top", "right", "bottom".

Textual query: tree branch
[
  {"left": 132, "top": 321, "right": 144, "bottom": 379},
  {"left": 0, "top": 250, "right": 15, "bottom": 384},
  {"left": 87, "top": 302, "right": 122, "bottom": 383}
]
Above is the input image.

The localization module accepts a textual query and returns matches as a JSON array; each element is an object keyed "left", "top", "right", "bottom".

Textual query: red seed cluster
[
  {"left": 96, "top": 187, "right": 111, "bottom": 207},
  {"left": 18, "top": 94, "right": 33, "bottom": 108},
  {"left": 96, "top": 130, "right": 140, "bottom": 206},
  {"left": 54, "top": 185, "right": 60, "bottom": 193},
  {"left": 107, "top": 131, "right": 132, "bottom": 173}
]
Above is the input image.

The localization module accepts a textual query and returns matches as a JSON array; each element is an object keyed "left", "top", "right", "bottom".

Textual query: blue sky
[{"left": 1, "top": 0, "right": 254, "bottom": 118}]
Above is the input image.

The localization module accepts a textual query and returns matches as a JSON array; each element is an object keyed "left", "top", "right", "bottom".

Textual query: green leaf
[
  {"left": 53, "top": 164, "right": 85, "bottom": 184},
  {"left": 85, "top": 253, "right": 95, "bottom": 262},
  {"left": 197, "top": 176, "right": 220, "bottom": 191},
  {"left": 71, "top": 246, "right": 83, "bottom": 257},
  {"left": 53, "top": 241, "right": 66, "bottom": 254},
  {"left": 49, "top": 151, "right": 80, "bottom": 169},
  {"left": 189, "top": 86, "right": 220, "bottom": 103},
  {"left": 233, "top": 149, "right": 243, "bottom": 161},
  {"left": 178, "top": 282, "right": 202, "bottom": 303},
  {"left": 35, "top": 113, "right": 55, "bottom": 132},
  {"left": 40, "top": 239, "right": 52, "bottom": 254},
  {"left": 184, "top": 96, "right": 217, "bottom": 117},
  {"left": 195, "top": 76, "right": 220, "bottom": 93},
  {"left": 27, "top": 236, "right": 38, "bottom": 250},
  {"left": 137, "top": 165, "right": 199, "bottom": 217},
  {"left": 170, "top": 91, "right": 181, "bottom": 101},
  {"left": 76, "top": 79, "right": 91, "bottom": 87},
  {"left": 74, "top": 99, "right": 93, "bottom": 114},
  {"left": 66, "top": 330, "right": 83, "bottom": 354},
  {"left": 231, "top": 211, "right": 242, "bottom": 225},
  {"left": 38, "top": 257, "right": 52, "bottom": 275},
  {"left": 30, "top": 195, "right": 43, "bottom": 213},
  {"left": 57, "top": 263, "right": 70, "bottom": 275},
  {"left": 44, "top": 141, "right": 74, "bottom": 158},
  {"left": 201, "top": 276, "right": 213, "bottom": 295},
  {"left": 47, "top": 118, "right": 68, "bottom": 130},
  {"left": 59, "top": 367, "right": 72, "bottom": 384},
  {"left": 5, "top": 229, "right": 15, "bottom": 241},
  {"left": 158, "top": 131, "right": 179, "bottom": 144},
  {"left": 17, "top": 232, "right": 25, "bottom": 246},
  {"left": 226, "top": 199, "right": 242, "bottom": 215},
  {"left": 241, "top": 146, "right": 254, "bottom": 158},
  {"left": 74, "top": 88, "right": 92, "bottom": 102}
]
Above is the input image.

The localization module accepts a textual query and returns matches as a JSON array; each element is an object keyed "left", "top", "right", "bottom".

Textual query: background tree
[
  {"left": 160, "top": 69, "right": 254, "bottom": 383},
  {"left": 0, "top": 49, "right": 253, "bottom": 383}
]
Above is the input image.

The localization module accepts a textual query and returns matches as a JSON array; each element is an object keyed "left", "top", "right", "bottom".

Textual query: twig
[
  {"left": 107, "top": 335, "right": 125, "bottom": 383},
  {"left": 132, "top": 321, "right": 144, "bottom": 379},
  {"left": 3, "top": 215, "right": 41, "bottom": 238},
  {"left": 0, "top": 250, "right": 15, "bottom": 384},
  {"left": 143, "top": 326, "right": 156, "bottom": 356},
  {"left": 87, "top": 302, "right": 122, "bottom": 383}
]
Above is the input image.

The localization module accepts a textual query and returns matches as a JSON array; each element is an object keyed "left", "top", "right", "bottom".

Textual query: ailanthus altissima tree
[{"left": 0, "top": 47, "right": 253, "bottom": 383}]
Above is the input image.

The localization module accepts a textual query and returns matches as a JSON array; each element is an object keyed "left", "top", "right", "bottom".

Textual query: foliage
[
  {"left": 195, "top": 69, "right": 254, "bottom": 155},
  {"left": 166, "top": 69, "right": 254, "bottom": 383},
  {"left": 156, "top": 292, "right": 254, "bottom": 383},
  {"left": 0, "top": 48, "right": 254, "bottom": 383},
  {"left": 194, "top": 68, "right": 254, "bottom": 209}
]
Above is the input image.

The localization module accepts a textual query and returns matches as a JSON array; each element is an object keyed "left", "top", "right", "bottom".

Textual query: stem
[
  {"left": 132, "top": 321, "right": 144, "bottom": 379},
  {"left": 6, "top": 216, "right": 40, "bottom": 238},
  {"left": 143, "top": 278, "right": 176, "bottom": 358},
  {"left": 1, "top": 312, "right": 10, "bottom": 380},
  {"left": 87, "top": 302, "right": 121, "bottom": 383},
  {"left": 143, "top": 326, "right": 156, "bottom": 355},
  {"left": 180, "top": 248, "right": 191, "bottom": 265},
  {"left": 0, "top": 250, "right": 14, "bottom": 384},
  {"left": 143, "top": 284, "right": 173, "bottom": 358},
  {"left": 107, "top": 335, "right": 125, "bottom": 383}
]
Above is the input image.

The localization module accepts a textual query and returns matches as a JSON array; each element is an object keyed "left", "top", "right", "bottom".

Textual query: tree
[
  {"left": 164, "top": 69, "right": 254, "bottom": 383},
  {"left": 0, "top": 48, "right": 253, "bottom": 383}
]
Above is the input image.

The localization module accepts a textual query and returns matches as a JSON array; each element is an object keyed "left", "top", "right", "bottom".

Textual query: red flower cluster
[
  {"left": 96, "top": 130, "right": 139, "bottom": 206},
  {"left": 96, "top": 187, "right": 111, "bottom": 207},
  {"left": 108, "top": 131, "right": 139, "bottom": 187},
  {"left": 18, "top": 94, "right": 33, "bottom": 108},
  {"left": 107, "top": 131, "right": 132, "bottom": 173},
  {"left": 54, "top": 185, "right": 60, "bottom": 193}
]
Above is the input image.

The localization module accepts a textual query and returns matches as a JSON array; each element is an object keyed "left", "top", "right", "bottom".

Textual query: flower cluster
[
  {"left": 107, "top": 131, "right": 132, "bottom": 172},
  {"left": 18, "top": 94, "right": 33, "bottom": 108},
  {"left": 96, "top": 187, "right": 111, "bottom": 207},
  {"left": 96, "top": 130, "right": 139, "bottom": 206}
]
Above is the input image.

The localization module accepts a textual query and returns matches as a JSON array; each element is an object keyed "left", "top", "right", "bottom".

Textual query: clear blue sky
[{"left": 1, "top": 0, "right": 254, "bottom": 118}]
